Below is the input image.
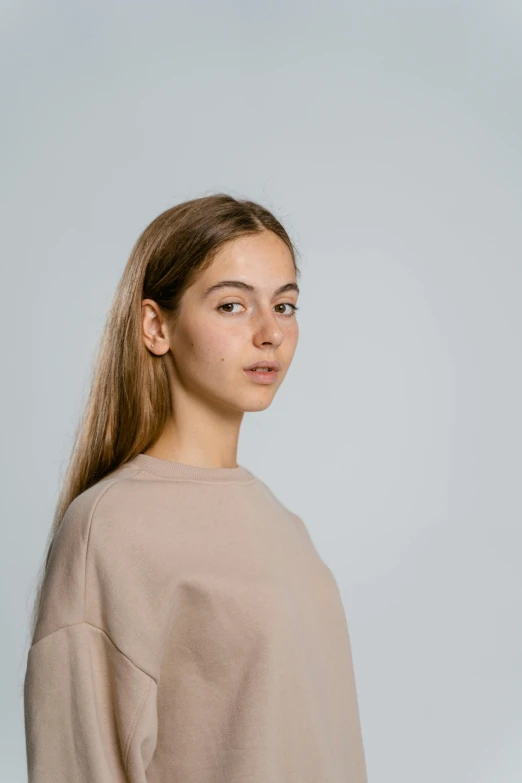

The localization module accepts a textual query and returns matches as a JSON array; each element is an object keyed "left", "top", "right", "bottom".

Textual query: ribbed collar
[{"left": 129, "top": 453, "right": 256, "bottom": 484}]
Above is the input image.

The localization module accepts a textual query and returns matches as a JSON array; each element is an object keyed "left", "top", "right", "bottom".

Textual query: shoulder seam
[
  {"left": 28, "top": 620, "right": 157, "bottom": 683},
  {"left": 82, "top": 469, "right": 142, "bottom": 624}
]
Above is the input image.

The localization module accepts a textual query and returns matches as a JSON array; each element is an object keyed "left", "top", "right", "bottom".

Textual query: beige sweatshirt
[{"left": 24, "top": 453, "right": 368, "bottom": 782}]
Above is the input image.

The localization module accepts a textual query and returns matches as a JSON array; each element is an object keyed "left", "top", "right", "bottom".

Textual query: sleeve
[
  {"left": 22, "top": 480, "right": 175, "bottom": 783},
  {"left": 23, "top": 621, "right": 158, "bottom": 782}
]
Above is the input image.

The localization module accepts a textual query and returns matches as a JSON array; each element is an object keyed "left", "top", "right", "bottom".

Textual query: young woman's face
[{"left": 165, "top": 230, "right": 299, "bottom": 413}]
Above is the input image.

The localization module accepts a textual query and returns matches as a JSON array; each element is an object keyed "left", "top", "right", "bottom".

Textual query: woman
[{"left": 24, "top": 193, "right": 368, "bottom": 782}]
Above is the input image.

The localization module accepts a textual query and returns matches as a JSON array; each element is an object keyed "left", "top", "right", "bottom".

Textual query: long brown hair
[{"left": 26, "top": 192, "right": 300, "bottom": 647}]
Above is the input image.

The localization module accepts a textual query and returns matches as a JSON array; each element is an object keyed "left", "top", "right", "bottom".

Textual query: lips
[{"left": 244, "top": 360, "right": 281, "bottom": 371}]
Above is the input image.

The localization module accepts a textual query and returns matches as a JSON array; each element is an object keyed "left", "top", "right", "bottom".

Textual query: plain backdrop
[{"left": 2, "top": 1, "right": 521, "bottom": 781}]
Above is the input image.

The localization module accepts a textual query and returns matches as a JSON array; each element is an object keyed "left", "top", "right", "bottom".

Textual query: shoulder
[
  {"left": 57, "top": 463, "right": 179, "bottom": 564},
  {"left": 252, "top": 478, "right": 310, "bottom": 536},
  {"left": 43, "top": 468, "right": 137, "bottom": 579},
  {"left": 35, "top": 467, "right": 179, "bottom": 678},
  {"left": 31, "top": 475, "right": 126, "bottom": 646}
]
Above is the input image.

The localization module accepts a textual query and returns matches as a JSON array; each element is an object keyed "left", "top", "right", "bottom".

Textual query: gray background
[{"left": 3, "top": 1, "right": 521, "bottom": 781}]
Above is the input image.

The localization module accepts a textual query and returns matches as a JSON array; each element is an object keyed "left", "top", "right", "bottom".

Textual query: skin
[{"left": 141, "top": 229, "right": 300, "bottom": 469}]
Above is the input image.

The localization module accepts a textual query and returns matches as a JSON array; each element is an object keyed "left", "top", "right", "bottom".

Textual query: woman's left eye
[
  {"left": 275, "top": 303, "right": 299, "bottom": 315},
  {"left": 217, "top": 303, "right": 299, "bottom": 315}
]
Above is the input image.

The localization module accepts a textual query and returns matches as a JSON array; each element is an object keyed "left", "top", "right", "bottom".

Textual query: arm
[
  {"left": 24, "top": 622, "right": 158, "bottom": 782},
  {"left": 23, "top": 480, "right": 173, "bottom": 782}
]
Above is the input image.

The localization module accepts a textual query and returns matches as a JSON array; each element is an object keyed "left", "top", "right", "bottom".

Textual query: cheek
[
  {"left": 283, "top": 321, "right": 299, "bottom": 350},
  {"left": 287, "top": 321, "right": 299, "bottom": 340},
  {"left": 187, "top": 322, "right": 241, "bottom": 369}
]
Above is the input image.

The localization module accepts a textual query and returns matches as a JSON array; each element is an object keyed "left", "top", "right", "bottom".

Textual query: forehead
[{"left": 198, "top": 231, "right": 296, "bottom": 286}]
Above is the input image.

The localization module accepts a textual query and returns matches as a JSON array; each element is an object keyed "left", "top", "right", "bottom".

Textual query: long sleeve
[
  {"left": 24, "top": 622, "right": 158, "bottom": 782},
  {"left": 23, "top": 469, "right": 177, "bottom": 782}
]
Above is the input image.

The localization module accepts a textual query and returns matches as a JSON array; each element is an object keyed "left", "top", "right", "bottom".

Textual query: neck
[{"left": 144, "top": 407, "right": 243, "bottom": 470}]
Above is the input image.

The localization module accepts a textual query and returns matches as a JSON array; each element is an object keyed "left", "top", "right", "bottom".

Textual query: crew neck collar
[{"left": 129, "top": 453, "right": 256, "bottom": 484}]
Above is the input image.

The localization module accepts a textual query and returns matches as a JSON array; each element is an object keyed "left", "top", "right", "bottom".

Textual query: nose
[{"left": 252, "top": 308, "right": 284, "bottom": 347}]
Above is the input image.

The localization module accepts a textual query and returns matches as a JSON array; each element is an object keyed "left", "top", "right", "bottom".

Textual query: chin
[
  {"left": 242, "top": 398, "right": 274, "bottom": 412},
  {"left": 224, "top": 390, "right": 276, "bottom": 413}
]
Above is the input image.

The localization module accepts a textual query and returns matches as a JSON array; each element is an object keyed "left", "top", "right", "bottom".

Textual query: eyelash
[{"left": 217, "top": 302, "right": 300, "bottom": 316}]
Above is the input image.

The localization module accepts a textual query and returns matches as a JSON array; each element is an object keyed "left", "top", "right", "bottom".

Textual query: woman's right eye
[{"left": 217, "top": 302, "right": 244, "bottom": 314}]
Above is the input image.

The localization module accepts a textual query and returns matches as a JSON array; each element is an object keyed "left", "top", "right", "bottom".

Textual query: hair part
[{"left": 27, "top": 192, "right": 300, "bottom": 647}]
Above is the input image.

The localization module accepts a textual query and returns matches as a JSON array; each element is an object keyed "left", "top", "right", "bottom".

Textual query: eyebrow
[{"left": 202, "top": 280, "right": 300, "bottom": 298}]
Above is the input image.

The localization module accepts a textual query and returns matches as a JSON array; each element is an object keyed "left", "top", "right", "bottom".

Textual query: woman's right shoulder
[
  {"left": 58, "top": 465, "right": 139, "bottom": 543},
  {"left": 59, "top": 462, "right": 170, "bottom": 554},
  {"left": 34, "top": 465, "right": 183, "bottom": 675}
]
